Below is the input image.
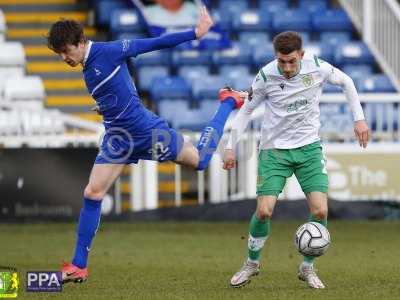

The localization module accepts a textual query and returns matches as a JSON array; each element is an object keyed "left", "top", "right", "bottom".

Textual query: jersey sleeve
[
  {"left": 225, "top": 71, "right": 267, "bottom": 149},
  {"left": 105, "top": 30, "right": 196, "bottom": 62},
  {"left": 319, "top": 58, "right": 365, "bottom": 121}
]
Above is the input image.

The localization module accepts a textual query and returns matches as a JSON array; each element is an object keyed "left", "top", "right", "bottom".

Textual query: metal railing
[{"left": 339, "top": 0, "right": 400, "bottom": 91}]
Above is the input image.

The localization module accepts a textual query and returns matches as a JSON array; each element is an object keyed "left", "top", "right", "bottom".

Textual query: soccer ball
[{"left": 294, "top": 222, "right": 330, "bottom": 257}]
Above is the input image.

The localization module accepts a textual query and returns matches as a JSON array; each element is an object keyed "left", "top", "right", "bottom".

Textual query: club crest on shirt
[{"left": 301, "top": 74, "right": 313, "bottom": 87}]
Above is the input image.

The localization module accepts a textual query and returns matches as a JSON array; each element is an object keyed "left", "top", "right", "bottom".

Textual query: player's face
[
  {"left": 276, "top": 50, "right": 304, "bottom": 79},
  {"left": 58, "top": 42, "right": 86, "bottom": 67}
]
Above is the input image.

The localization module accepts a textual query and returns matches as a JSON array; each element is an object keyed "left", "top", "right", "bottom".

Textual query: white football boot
[
  {"left": 230, "top": 260, "right": 260, "bottom": 288},
  {"left": 298, "top": 262, "right": 325, "bottom": 289}
]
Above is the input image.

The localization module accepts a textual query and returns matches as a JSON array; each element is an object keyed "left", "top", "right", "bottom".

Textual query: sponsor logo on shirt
[{"left": 287, "top": 97, "right": 309, "bottom": 113}]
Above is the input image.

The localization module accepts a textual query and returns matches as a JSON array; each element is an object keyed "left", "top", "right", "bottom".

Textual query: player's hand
[
  {"left": 223, "top": 149, "right": 236, "bottom": 170},
  {"left": 354, "top": 120, "right": 369, "bottom": 148},
  {"left": 195, "top": 6, "right": 213, "bottom": 39}
]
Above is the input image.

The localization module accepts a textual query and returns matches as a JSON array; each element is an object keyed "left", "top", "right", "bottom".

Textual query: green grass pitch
[{"left": 1, "top": 221, "right": 399, "bottom": 300}]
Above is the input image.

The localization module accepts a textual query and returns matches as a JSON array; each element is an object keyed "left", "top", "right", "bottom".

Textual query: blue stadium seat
[
  {"left": 95, "top": 0, "right": 130, "bottom": 27},
  {"left": 172, "top": 49, "right": 213, "bottom": 66},
  {"left": 150, "top": 76, "right": 191, "bottom": 101},
  {"left": 132, "top": 50, "right": 171, "bottom": 67},
  {"left": 212, "top": 10, "right": 232, "bottom": 31},
  {"left": 259, "top": 0, "right": 289, "bottom": 14},
  {"left": 199, "top": 99, "right": 220, "bottom": 118},
  {"left": 110, "top": 10, "right": 144, "bottom": 35},
  {"left": 239, "top": 32, "right": 270, "bottom": 49},
  {"left": 232, "top": 10, "right": 271, "bottom": 32},
  {"left": 219, "top": 0, "right": 248, "bottom": 14},
  {"left": 303, "top": 42, "right": 334, "bottom": 63},
  {"left": 233, "top": 73, "right": 254, "bottom": 91},
  {"left": 137, "top": 66, "right": 169, "bottom": 91},
  {"left": 192, "top": 75, "right": 232, "bottom": 100},
  {"left": 198, "top": 31, "right": 231, "bottom": 50},
  {"left": 320, "top": 31, "right": 351, "bottom": 47},
  {"left": 298, "top": 32, "right": 311, "bottom": 44},
  {"left": 219, "top": 65, "right": 251, "bottom": 83},
  {"left": 178, "top": 66, "right": 210, "bottom": 85},
  {"left": 158, "top": 99, "right": 191, "bottom": 128},
  {"left": 272, "top": 9, "right": 312, "bottom": 32},
  {"left": 323, "top": 84, "right": 342, "bottom": 93},
  {"left": 213, "top": 43, "right": 252, "bottom": 65},
  {"left": 253, "top": 44, "right": 275, "bottom": 68},
  {"left": 334, "top": 42, "right": 374, "bottom": 66},
  {"left": 113, "top": 32, "right": 147, "bottom": 40},
  {"left": 342, "top": 64, "right": 373, "bottom": 81},
  {"left": 358, "top": 74, "right": 397, "bottom": 93},
  {"left": 299, "top": 0, "right": 328, "bottom": 14},
  {"left": 312, "top": 9, "right": 353, "bottom": 32}
]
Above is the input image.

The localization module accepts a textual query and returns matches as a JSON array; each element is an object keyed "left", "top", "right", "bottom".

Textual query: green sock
[
  {"left": 303, "top": 214, "right": 328, "bottom": 263},
  {"left": 248, "top": 214, "right": 270, "bottom": 261}
]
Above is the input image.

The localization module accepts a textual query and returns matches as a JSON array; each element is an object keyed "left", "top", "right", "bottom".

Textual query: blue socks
[
  {"left": 196, "top": 97, "right": 236, "bottom": 170},
  {"left": 72, "top": 198, "right": 102, "bottom": 269}
]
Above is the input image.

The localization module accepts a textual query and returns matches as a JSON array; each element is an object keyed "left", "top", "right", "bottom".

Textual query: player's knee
[
  {"left": 312, "top": 207, "right": 328, "bottom": 220},
  {"left": 84, "top": 184, "right": 105, "bottom": 200},
  {"left": 256, "top": 206, "right": 273, "bottom": 220}
]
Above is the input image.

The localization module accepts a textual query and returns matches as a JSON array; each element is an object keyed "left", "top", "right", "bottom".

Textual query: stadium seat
[
  {"left": 178, "top": 66, "right": 210, "bottom": 85},
  {"left": 158, "top": 99, "right": 191, "bottom": 127},
  {"left": 218, "top": 0, "right": 248, "bottom": 14},
  {"left": 114, "top": 32, "right": 147, "bottom": 40},
  {"left": 198, "top": 30, "right": 231, "bottom": 50},
  {"left": 137, "top": 66, "right": 169, "bottom": 91},
  {"left": 4, "top": 76, "right": 45, "bottom": 102},
  {"left": 172, "top": 49, "right": 213, "bottom": 66},
  {"left": 342, "top": 64, "right": 373, "bottom": 81},
  {"left": 231, "top": 10, "right": 271, "bottom": 32},
  {"left": 110, "top": 9, "right": 145, "bottom": 35},
  {"left": 312, "top": 9, "right": 353, "bottom": 32},
  {"left": 219, "top": 65, "right": 251, "bottom": 84},
  {"left": 0, "top": 42, "right": 26, "bottom": 73},
  {"left": 213, "top": 43, "right": 252, "bottom": 66},
  {"left": 334, "top": 42, "right": 374, "bottom": 66},
  {"left": 0, "top": 111, "right": 20, "bottom": 135},
  {"left": 303, "top": 42, "right": 334, "bottom": 63},
  {"left": 239, "top": 32, "right": 270, "bottom": 49},
  {"left": 253, "top": 44, "right": 275, "bottom": 68},
  {"left": 132, "top": 50, "right": 171, "bottom": 67},
  {"left": 211, "top": 10, "right": 232, "bottom": 31},
  {"left": 259, "top": 0, "right": 289, "bottom": 14},
  {"left": 149, "top": 76, "right": 191, "bottom": 101},
  {"left": 299, "top": 0, "right": 328, "bottom": 14},
  {"left": 298, "top": 32, "right": 311, "bottom": 44},
  {"left": 233, "top": 73, "right": 254, "bottom": 91},
  {"left": 358, "top": 74, "right": 397, "bottom": 93},
  {"left": 192, "top": 75, "right": 232, "bottom": 100},
  {"left": 320, "top": 31, "right": 351, "bottom": 47},
  {"left": 95, "top": 0, "right": 131, "bottom": 27},
  {"left": 272, "top": 9, "right": 312, "bottom": 32},
  {"left": 323, "top": 83, "right": 342, "bottom": 93},
  {"left": 0, "top": 9, "right": 6, "bottom": 42}
]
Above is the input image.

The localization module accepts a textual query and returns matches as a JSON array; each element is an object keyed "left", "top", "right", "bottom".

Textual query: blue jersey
[{"left": 82, "top": 30, "right": 196, "bottom": 164}]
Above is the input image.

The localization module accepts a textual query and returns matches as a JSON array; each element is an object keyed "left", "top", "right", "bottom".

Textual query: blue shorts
[{"left": 95, "top": 123, "right": 184, "bottom": 165}]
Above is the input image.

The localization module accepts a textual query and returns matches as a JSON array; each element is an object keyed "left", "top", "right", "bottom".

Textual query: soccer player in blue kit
[{"left": 46, "top": 7, "right": 245, "bottom": 283}]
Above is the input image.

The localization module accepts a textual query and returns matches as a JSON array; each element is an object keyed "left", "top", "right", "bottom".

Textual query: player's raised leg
[
  {"left": 298, "top": 191, "right": 328, "bottom": 289},
  {"left": 62, "top": 163, "right": 124, "bottom": 284},
  {"left": 230, "top": 195, "right": 276, "bottom": 288},
  {"left": 175, "top": 87, "right": 246, "bottom": 170}
]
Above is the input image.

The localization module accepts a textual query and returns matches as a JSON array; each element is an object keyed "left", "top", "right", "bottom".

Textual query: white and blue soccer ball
[{"left": 294, "top": 222, "right": 331, "bottom": 257}]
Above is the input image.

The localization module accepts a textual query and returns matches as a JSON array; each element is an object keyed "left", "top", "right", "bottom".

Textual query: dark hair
[
  {"left": 47, "top": 19, "right": 86, "bottom": 53},
  {"left": 272, "top": 31, "right": 302, "bottom": 55}
]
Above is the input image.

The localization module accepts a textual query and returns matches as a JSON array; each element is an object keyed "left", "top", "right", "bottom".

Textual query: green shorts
[{"left": 257, "top": 141, "right": 328, "bottom": 197}]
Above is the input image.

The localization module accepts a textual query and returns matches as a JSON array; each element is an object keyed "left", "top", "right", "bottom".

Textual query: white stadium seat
[
  {"left": 4, "top": 76, "right": 46, "bottom": 102},
  {"left": 0, "top": 42, "right": 25, "bottom": 68}
]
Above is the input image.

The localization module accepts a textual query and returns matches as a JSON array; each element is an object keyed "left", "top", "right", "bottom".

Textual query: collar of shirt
[{"left": 83, "top": 40, "right": 93, "bottom": 67}]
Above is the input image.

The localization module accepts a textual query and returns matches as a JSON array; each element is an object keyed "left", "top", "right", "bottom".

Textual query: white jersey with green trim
[{"left": 232, "top": 55, "right": 364, "bottom": 150}]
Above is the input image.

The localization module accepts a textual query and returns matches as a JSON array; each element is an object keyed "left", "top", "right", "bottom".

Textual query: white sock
[
  {"left": 247, "top": 258, "right": 260, "bottom": 265},
  {"left": 302, "top": 261, "right": 314, "bottom": 268}
]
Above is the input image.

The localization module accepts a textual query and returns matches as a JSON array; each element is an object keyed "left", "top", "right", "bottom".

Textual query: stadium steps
[{"left": 3, "top": 0, "right": 100, "bottom": 121}]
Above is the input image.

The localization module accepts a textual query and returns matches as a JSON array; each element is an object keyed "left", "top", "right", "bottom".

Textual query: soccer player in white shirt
[{"left": 224, "top": 31, "right": 369, "bottom": 289}]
